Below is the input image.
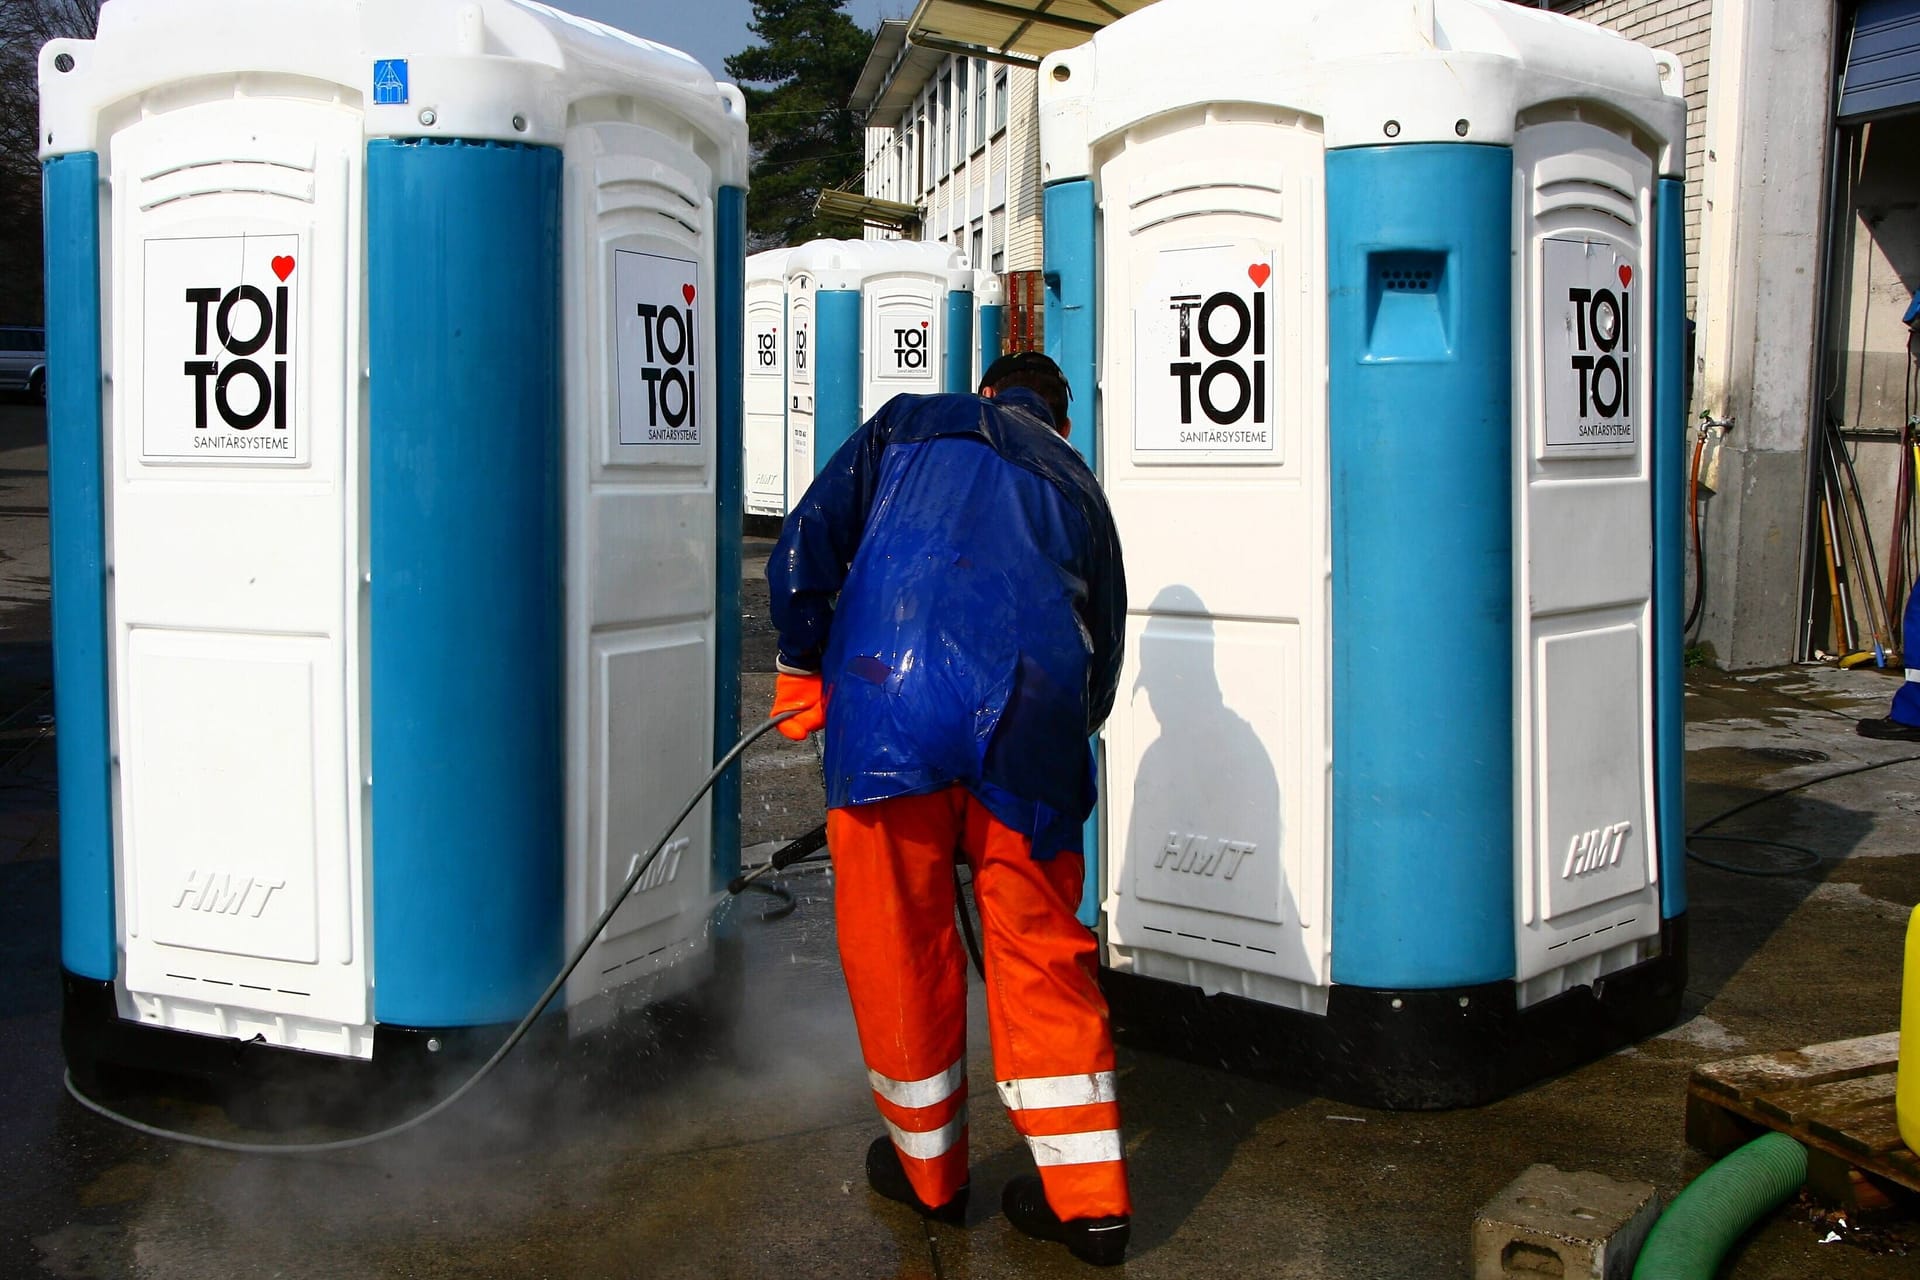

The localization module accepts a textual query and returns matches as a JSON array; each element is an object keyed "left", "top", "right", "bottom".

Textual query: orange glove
[{"left": 771, "top": 670, "right": 826, "bottom": 741}]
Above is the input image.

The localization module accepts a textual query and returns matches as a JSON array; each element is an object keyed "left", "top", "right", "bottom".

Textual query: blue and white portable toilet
[
  {"left": 781, "top": 239, "right": 975, "bottom": 487},
  {"left": 41, "top": 0, "right": 749, "bottom": 1078},
  {"left": 1041, "top": 0, "right": 1690, "bottom": 1107},
  {"left": 974, "top": 269, "right": 1007, "bottom": 388},
  {"left": 745, "top": 247, "right": 794, "bottom": 520}
]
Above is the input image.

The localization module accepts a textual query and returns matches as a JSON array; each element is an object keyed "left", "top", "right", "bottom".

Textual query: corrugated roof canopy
[
  {"left": 849, "top": 18, "right": 951, "bottom": 125},
  {"left": 816, "top": 189, "right": 921, "bottom": 231},
  {"left": 905, "top": 0, "right": 1158, "bottom": 64}
]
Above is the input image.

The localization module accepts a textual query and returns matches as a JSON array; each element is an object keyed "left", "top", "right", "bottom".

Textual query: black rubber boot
[
  {"left": 865, "top": 1135, "right": 968, "bottom": 1225},
  {"left": 1001, "top": 1173, "right": 1129, "bottom": 1267},
  {"left": 1856, "top": 716, "right": 1920, "bottom": 741}
]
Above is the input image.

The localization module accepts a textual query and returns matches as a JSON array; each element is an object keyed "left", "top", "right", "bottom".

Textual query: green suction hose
[{"left": 1632, "top": 1133, "right": 1808, "bottom": 1279}]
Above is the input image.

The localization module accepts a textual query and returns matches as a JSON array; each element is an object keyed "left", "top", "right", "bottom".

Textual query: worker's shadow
[{"left": 1109, "top": 584, "right": 1314, "bottom": 1252}]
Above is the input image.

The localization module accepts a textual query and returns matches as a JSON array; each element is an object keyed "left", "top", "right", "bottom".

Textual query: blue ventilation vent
[
  {"left": 1380, "top": 265, "right": 1436, "bottom": 292},
  {"left": 1365, "top": 250, "right": 1451, "bottom": 360}
]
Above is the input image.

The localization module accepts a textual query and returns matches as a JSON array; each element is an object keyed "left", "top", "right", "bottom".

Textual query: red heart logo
[
  {"left": 271, "top": 255, "right": 296, "bottom": 281},
  {"left": 1248, "top": 263, "right": 1271, "bottom": 288},
  {"left": 682, "top": 283, "right": 696, "bottom": 304},
  {"left": 1617, "top": 264, "right": 1633, "bottom": 288},
  {"left": 920, "top": 321, "right": 929, "bottom": 328}
]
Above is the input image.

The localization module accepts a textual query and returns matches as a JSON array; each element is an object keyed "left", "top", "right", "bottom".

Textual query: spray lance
[{"left": 65, "top": 711, "right": 806, "bottom": 1155}]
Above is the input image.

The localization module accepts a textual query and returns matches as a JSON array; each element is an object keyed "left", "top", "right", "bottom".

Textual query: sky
[{"left": 563, "top": 1, "right": 916, "bottom": 84}]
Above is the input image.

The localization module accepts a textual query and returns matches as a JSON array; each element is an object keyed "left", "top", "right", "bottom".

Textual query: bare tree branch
[{"left": 0, "top": 0, "right": 99, "bottom": 322}]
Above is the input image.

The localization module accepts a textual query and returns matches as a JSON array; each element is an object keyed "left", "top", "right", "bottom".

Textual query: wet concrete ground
[{"left": 3, "top": 396, "right": 1918, "bottom": 1276}]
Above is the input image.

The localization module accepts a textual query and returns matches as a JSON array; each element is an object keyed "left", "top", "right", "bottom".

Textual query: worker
[{"left": 765, "top": 351, "right": 1131, "bottom": 1267}]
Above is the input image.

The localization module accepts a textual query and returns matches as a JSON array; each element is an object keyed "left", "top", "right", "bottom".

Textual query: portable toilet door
[
  {"left": 1040, "top": 0, "right": 1688, "bottom": 1108},
  {"left": 745, "top": 248, "right": 793, "bottom": 519},
  {"left": 41, "top": 0, "right": 747, "bottom": 1076},
  {"left": 781, "top": 244, "right": 831, "bottom": 511},
  {"left": 858, "top": 240, "right": 974, "bottom": 421},
  {"left": 974, "top": 269, "right": 1007, "bottom": 388}
]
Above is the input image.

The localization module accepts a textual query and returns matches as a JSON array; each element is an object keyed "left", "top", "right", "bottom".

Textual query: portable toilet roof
[
  {"left": 784, "top": 238, "right": 972, "bottom": 292},
  {"left": 41, "top": 0, "right": 748, "bottom": 179},
  {"left": 1039, "top": 0, "right": 1683, "bottom": 180},
  {"left": 748, "top": 247, "right": 796, "bottom": 284}
]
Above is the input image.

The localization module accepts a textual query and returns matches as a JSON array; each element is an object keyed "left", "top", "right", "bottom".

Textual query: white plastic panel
[
  {"left": 563, "top": 119, "right": 718, "bottom": 1017},
  {"left": 108, "top": 96, "right": 368, "bottom": 1053},
  {"left": 592, "top": 631, "right": 710, "bottom": 944},
  {"left": 861, "top": 277, "right": 943, "bottom": 418},
  {"left": 1097, "top": 107, "right": 1331, "bottom": 1004},
  {"left": 1513, "top": 119, "right": 1661, "bottom": 1004},
  {"left": 785, "top": 280, "right": 816, "bottom": 509},
  {"left": 744, "top": 274, "right": 787, "bottom": 516}
]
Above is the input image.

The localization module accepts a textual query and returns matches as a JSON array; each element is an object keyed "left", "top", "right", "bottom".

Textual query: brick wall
[{"left": 1555, "top": 0, "right": 1716, "bottom": 312}]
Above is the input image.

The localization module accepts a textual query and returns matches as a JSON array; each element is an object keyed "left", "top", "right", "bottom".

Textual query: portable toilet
[
  {"left": 974, "top": 269, "right": 1007, "bottom": 388},
  {"left": 41, "top": 0, "right": 749, "bottom": 1080},
  {"left": 1041, "top": 0, "right": 1689, "bottom": 1107},
  {"left": 781, "top": 239, "right": 975, "bottom": 490},
  {"left": 745, "top": 248, "right": 793, "bottom": 520}
]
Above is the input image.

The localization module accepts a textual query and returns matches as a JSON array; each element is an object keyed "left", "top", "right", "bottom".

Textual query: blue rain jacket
[
  {"left": 1894, "top": 585, "right": 1920, "bottom": 726},
  {"left": 768, "top": 387, "right": 1126, "bottom": 859}
]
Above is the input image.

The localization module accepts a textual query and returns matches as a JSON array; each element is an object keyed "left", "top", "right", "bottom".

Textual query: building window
[
  {"left": 939, "top": 71, "right": 952, "bottom": 175},
  {"left": 916, "top": 110, "right": 927, "bottom": 193},
  {"left": 974, "top": 59, "right": 988, "bottom": 150},
  {"left": 993, "top": 69, "right": 1008, "bottom": 134},
  {"left": 956, "top": 60, "right": 969, "bottom": 162},
  {"left": 971, "top": 223, "right": 985, "bottom": 271}
]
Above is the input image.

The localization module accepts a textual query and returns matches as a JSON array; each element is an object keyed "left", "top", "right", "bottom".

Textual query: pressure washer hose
[
  {"left": 1631, "top": 1133, "right": 1808, "bottom": 1280},
  {"left": 63, "top": 711, "right": 801, "bottom": 1155}
]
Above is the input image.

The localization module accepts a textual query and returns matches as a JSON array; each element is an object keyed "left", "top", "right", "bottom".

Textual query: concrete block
[{"left": 1471, "top": 1164, "right": 1660, "bottom": 1280}]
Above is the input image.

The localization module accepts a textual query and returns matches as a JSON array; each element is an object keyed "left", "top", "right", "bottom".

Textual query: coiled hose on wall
[{"left": 1632, "top": 1133, "right": 1808, "bottom": 1280}]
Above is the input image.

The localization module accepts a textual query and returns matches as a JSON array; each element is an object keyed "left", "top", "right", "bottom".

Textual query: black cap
[{"left": 979, "top": 350, "right": 1071, "bottom": 400}]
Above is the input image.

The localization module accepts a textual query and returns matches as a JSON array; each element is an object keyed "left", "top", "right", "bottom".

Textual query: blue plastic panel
[
  {"left": 977, "top": 304, "right": 1005, "bottom": 385},
  {"left": 366, "top": 140, "right": 563, "bottom": 1027},
  {"left": 812, "top": 289, "right": 863, "bottom": 469},
  {"left": 1328, "top": 144, "right": 1516, "bottom": 990},
  {"left": 944, "top": 288, "right": 974, "bottom": 395},
  {"left": 1653, "top": 177, "right": 1687, "bottom": 919},
  {"left": 1043, "top": 180, "right": 1097, "bottom": 472},
  {"left": 712, "top": 186, "right": 746, "bottom": 890},
  {"left": 44, "top": 154, "right": 115, "bottom": 981},
  {"left": 1041, "top": 179, "right": 1103, "bottom": 926}
]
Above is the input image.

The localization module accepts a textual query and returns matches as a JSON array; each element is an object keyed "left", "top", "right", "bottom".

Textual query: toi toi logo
[
  {"left": 1568, "top": 267, "right": 1632, "bottom": 421},
  {"left": 1166, "top": 281, "right": 1268, "bottom": 428},
  {"left": 892, "top": 323, "right": 928, "bottom": 372},
  {"left": 181, "top": 270, "right": 293, "bottom": 432},
  {"left": 633, "top": 296, "right": 698, "bottom": 432}
]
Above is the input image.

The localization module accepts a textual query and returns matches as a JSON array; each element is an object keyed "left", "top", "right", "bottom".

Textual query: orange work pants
[{"left": 827, "top": 787, "right": 1131, "bottom": 1221}]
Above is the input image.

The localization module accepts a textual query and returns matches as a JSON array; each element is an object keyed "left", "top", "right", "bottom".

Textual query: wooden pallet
[{"left": 1687, "top": 1032, "right": 1919, "bottom": 1212}]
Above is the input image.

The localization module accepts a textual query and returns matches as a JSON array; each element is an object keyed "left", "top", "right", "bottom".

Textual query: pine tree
[{"left": 724, "top": 0, "right": 873, "bottom": 249}]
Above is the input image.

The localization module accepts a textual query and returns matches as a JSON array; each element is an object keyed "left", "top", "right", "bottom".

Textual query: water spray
[{"left": 65, "top": 711, "right": 803, "bottom": 1155}]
